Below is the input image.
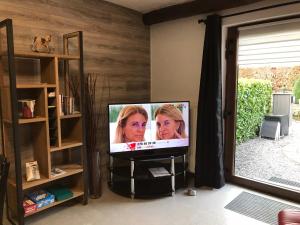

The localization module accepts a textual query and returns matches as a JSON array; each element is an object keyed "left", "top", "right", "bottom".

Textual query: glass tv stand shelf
[{"left": 108, "top": 152, "right": 187, "bottom": 198}]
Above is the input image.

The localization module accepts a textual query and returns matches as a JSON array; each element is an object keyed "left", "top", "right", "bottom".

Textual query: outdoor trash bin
[{"left": 264, "top": 114, "right": 289, "bottom": 136}]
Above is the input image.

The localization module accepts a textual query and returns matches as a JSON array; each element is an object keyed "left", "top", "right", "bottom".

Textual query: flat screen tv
[{"left": 108, "top": 101, "right": 189, "bottom": 156}]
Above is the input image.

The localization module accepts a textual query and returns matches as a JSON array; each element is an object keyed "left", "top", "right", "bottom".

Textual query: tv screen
[{"left": 108, "top": 101, "right": 189, "bottom": 154}]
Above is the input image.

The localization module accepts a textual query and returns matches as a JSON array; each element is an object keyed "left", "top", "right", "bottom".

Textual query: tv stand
[{"left": 108, "top": 152, "right": 187, "bottom": 198}]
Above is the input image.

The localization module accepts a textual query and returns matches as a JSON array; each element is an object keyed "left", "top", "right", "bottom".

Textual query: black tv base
[{"left": 108, "top": 152, "right": 187, "bottom": 198}]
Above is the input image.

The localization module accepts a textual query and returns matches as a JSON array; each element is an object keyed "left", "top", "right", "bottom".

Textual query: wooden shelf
[
  {"left": 14, "top": 51, "right": 80, "bottom": 60},
  {"left": 8, "top": 164, "right": 83, "bottom": 190},
  {"left": 17, "top": 83, "right": 45, "bottom": 89},
  {"left": 8, "top": 174, "right": 47, "bottom": 190},
  {"left": 50, "top": 141, "right": 83, "bottom": 152},
  {"left": 23, "top": 175, "right": 48, "bottom": 190},
  {"left": 3, "top": 117, "right": 47, "bottom": 125},
  {"left": 58, "top": 55, "right": 80, "bottom": 60},
  {"left": 60, "top": 113, "right": 81, "bottom": 119},
  {"left": 24, "top": 189, "right": 84, "bottom": 217},
  {"left": 47, "top": 84, "right": 56, "bottom": 88},
  {"left": 18, "top": 117, "right": 47, "bottom": 124},
  {"left": 49, "top": 164, "right": 83, "bottom": 179},
  {"left": 17, "top": 83, "right": 56, "bottom": 88}
]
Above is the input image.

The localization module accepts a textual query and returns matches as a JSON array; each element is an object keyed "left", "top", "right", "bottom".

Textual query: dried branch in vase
[
  {"left": 85, "top": 73, "right": 101, "bottom": 153},
  {"left": 69, "top": 75, "right": 80, "bottom": 111},
  {"left": 85, "top": 72, "right": 111, "bottom": 198}
]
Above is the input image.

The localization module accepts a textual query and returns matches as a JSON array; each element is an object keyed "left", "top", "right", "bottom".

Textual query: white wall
[
  {"left": 150, "top": 0, "right": 300, "bottom": 172},
  {"left": 150, "top": 15, "right": 205, "bottom": 171}
]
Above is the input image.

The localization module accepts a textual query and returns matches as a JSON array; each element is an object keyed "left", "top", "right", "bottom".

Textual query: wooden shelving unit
[{"left": 0, "top": 19, "right": 87, "bottom": 225}]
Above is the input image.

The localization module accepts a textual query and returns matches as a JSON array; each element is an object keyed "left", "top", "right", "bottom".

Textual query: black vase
[{"left": 88, "top": 150, "right": 102, "bottom": 198}]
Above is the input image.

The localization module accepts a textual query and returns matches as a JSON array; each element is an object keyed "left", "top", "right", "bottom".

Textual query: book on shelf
[
  {"left": 59, "top": 94, "right": 63, "bottom": 116},
  {"left": 148, "top": 167, "right": 170, "bottom": 177},
  {"left": 59, "top": 94, "right": 76, "bottom": 116}
]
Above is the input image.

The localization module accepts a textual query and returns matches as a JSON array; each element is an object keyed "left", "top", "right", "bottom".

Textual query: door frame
[{"left": 224, "top": 15, "right": 300, "bottom": 203}]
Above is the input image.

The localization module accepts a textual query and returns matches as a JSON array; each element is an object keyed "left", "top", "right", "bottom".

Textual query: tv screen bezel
[{"left": 107, "top": 101, "right": 190, "bottom": 157}]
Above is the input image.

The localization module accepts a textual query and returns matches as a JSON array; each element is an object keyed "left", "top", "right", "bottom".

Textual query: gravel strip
[{"left": 235, "top": 120, "right": 300, "bottom": 190}]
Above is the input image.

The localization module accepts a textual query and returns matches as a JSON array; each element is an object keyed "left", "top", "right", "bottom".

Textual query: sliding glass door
[{"left": 224, "top": 17, "right": 300, "bottom": 202}]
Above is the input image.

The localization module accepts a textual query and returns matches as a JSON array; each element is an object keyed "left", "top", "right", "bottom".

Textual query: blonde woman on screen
[
  {"left": 154, "top": 104, "right": 187, "bottom": 140},
  {"left": 114, "top": 105, "right": 148, "bottom": 143}
]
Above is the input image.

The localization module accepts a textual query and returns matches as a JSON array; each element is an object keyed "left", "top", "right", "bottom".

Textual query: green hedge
[
  {"left": 293, "top": 78, "right": 300, "bottom": 100},
  {"left": 236, "top": 78, "right": 272, "bottom": 144}
]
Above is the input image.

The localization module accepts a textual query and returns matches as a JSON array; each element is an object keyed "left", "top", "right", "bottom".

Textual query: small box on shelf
[
  {"left": 23, "top": 198, "right": 37, "bottom": 216},
  {"left": 17, "top": 87, "right": 47, "bottom": 120},
  {"left": 25, "top": 161, "right": 41, "bottom": 182},
  {"left": 27, "top": 190, "right": 55, "bottom": 209},
  {"left": 47, "top": 186, "right": 73, "bottom": 201},
  {"left": 18, "top": 99, "right": 36, "bottom": 119}
]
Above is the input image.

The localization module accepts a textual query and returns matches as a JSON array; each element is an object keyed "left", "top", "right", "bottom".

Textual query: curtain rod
[{"left": 198, "top": 0, "right": 300, "bottom": 24}]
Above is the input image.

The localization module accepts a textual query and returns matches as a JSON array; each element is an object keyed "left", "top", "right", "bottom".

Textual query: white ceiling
[{"left": 104, "top": 0, "right": 194, "bottom": 13}]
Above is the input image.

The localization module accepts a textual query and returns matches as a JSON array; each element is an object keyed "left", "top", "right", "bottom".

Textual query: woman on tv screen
[
  {"left": 154, "top": 104, "right": 187, "bottom": 140},
  {"left": 114, "top": 105, "right": 148, "bottom": 143}
]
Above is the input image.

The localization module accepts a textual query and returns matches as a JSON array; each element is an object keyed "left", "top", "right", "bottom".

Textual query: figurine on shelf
[{"left": 31, "top": 35, "right": 53, "bottom": 53}]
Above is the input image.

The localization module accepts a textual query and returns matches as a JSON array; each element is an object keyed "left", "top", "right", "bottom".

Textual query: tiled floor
[{"left": 5, "top": 183, "right": 300, "bottom": 225}]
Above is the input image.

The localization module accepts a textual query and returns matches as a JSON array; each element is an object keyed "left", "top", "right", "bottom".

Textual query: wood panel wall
[{"left": 0, "top": 0, "right": 150, "bottom": 180}]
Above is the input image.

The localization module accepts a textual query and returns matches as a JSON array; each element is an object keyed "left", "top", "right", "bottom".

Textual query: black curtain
[{"left": 194, "top": 14, "right": 225, "bottom": 189}]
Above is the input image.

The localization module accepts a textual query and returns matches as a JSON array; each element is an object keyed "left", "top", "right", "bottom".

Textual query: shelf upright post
[
  {"left": 130, "top": 158, "right": 135, "bottom": 199},
  {"left": 63, "top": 31, "right": 88, "bottom": 205},
  {"left": 171, "top": 156, "right": 175, "bottom": 196},
  {"left": 0, "top": 18, "right": 24, "bottom": 225}
]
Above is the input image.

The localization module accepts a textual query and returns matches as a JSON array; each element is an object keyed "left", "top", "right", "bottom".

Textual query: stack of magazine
[{"left": 148, "top": 167, "right": 170, "bottom": 177}]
